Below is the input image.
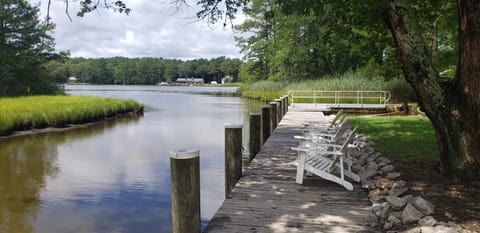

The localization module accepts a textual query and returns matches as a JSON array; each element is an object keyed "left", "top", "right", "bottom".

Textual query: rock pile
[{"left": 350, "top": 135, "right": 475, "bottom": 233}]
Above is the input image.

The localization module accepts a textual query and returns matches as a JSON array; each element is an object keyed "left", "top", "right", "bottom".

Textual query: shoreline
[{"left": 0, "top": 111, "right": 143, "bottom": 140}]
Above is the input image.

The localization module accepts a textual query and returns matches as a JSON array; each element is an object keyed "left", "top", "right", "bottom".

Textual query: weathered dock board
[{"left": 203, "top": 112, "right": 377, "bottom": 233}]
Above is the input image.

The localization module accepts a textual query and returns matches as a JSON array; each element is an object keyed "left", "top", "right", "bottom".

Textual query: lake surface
[{"left": 0, "top": 85, "right": 265, "bottom": 233}]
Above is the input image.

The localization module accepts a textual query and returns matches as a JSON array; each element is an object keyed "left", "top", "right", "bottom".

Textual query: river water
[{"left": 0, "top": 85, "right": 265, "bottom": 233}]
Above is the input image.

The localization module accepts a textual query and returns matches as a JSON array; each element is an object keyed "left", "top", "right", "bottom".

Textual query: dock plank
[{"left": 203, "top": 112, "right": 377, "bottom": 233}]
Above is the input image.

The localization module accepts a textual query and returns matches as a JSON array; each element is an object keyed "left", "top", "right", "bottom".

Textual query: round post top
[{"left": 170, "top": 149, "right": 200, "bottom": 159}]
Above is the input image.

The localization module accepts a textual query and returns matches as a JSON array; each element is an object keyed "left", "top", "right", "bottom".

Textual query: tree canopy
[{"left": 0, "top": 0, "right": 58, "bottom": 96}]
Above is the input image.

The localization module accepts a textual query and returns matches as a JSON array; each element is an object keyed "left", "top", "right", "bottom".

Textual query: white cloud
[{"left": 31, "top": 0, "right": 243, "bottom": 59}]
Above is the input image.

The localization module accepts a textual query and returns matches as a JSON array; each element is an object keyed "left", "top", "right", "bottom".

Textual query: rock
[
  {"left": 367, "top": 153, "right": 379, "bottom": 163},
  {"left": 411, "top": 196, "right": 435, "bottom": 215},
  {"left": 394, "top": 180, "right": 408, "bottom": 188},
  {"left": 401, "top": 194, "right": 414, "bottom": 203},
  {"left": 367, "top": 162, "right": 379, "bottom": 171},
  {"left": 447, "top": 221, "right": 459, "bottom": 229},
  {"left": 420, "top": 226, "right": 460, "bottom": 233},
  {"left": 386, "top": 195, "right": 407, "bottom": 210},
  {"left": 360, "top": 179, "right": 375, "bottom": 188},
  {"left": 419, "top": 216, "right": 437, "bottom": 226},
  {"left": 350, "top": 149, "right": 363, "bottom": 158},
  {"left": 352, "top": 164, "right": 363, "bottom": 173},
  {"left": 388, "top": 187, "right": 409, "bottom": 197},
  {"left": 390, "top": 211, "right": 403, "bottom": 219},
  {"left": 401, "top": 203, "right": 425, "bottom": 224},
  {"left": 369, "top": 189, "right": 382, "bottom": 198},
  {"left": 373, "top": 202, "right": 390, "bottom": 218},
  {"left": 380, "top": 165, "right": 395, "bottom": 173},
  {"left": 370, "top": 195, "right": 386, "bottom": 204},
  {"left": 401, "top": 227, "right": 421, "bottom": 233},
  {"left": 359, "top": 170, "right": 378, "bottom": 181},
  {"left": 376, "top": 156, "right": 391, "bottom": 164},
  {"left": 361, "top": 179, "right": 376, "bottom": 190},
  {"left": 376, "top": 178, "right": 395, "bottom": 189},
  {"left": 386, "top": 172, "right": 401, "bottom": 179},
  {"left": 387, "top": 215, "right": 402, "bottom": 225},
  {"left": 357, "top": 155, "right": 368, "bottom": 166},
  {"left": 437, "top": 221, "right": 449, "bottom": 226},
  {"left": 445, "top": 210, "right": 458, "bottom": 220},
  {"left": 364, "top": 146, "right": 376, "bottom": 154},
  {"left": 384, "top": 222, "right": 393, "bottom": 230}
]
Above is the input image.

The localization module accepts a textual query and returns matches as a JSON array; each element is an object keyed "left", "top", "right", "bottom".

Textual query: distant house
[
  {"left": 176, "top": 78, "right": 204, "bottom": 85},
  {"left": 68, "top": 77, "right": 78, "bottom": 83}
]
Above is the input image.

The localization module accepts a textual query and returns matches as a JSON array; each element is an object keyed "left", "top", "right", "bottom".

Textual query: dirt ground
[{"left": 394, "top": 161, "right": 480, "bottom": 232}]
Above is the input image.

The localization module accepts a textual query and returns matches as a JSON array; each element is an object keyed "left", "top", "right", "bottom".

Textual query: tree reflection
[{"left": 0, "top": 116, "right": 141, "bottom": 233}]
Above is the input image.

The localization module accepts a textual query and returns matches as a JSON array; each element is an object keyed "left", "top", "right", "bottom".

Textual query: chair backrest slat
[{"left": 339, "top": 126, "right": 358, "bottom": 152}]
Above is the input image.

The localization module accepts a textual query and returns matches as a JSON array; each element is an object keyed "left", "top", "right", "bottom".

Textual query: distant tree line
[{"left": 45, "top": 56, "right": 243, "bottom": 85}]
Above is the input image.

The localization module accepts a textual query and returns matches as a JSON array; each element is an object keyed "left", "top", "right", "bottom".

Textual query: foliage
[
  {"left": 45, "top": 56, "right": 243, "bottom": 85},
  {"left": 0, "top": 0, "right": 59, "bottom": 96},
  {"left": 0, "top": 96, "right": 144, "bottom": 136},
  {"left": 348, "top": 116, "right": 438, "bottom": 163}
]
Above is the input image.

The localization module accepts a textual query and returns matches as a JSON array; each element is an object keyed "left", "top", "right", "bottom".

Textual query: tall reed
[{"left": 240, "top": 72, "right": 414, "bottom": 103}]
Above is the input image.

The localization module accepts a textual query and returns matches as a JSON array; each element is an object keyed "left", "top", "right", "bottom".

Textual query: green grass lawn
[
  {"left": 0, "top": 95, "right": 144, "bottom": 136},
  {"left": 348, "top": 115, "right": 438, "bottom": 163}
]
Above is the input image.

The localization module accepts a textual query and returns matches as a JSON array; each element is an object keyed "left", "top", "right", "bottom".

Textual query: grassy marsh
[{"left": 0, "top": 96, "right": 144, "bottom": 136}]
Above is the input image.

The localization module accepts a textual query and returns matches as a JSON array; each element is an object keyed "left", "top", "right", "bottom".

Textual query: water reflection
[
  {"left": 0, "top": 86, "right": 264, "bottom": 233},
  {"left": 0, "top": 117, "right": 141, "bottom": 233}
]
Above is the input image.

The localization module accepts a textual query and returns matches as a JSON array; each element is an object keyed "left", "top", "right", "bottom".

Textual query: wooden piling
[
  {"left": 225, "top": 124, "right": 243, "bottom": 198},
  {"left": 261, "top": 106, "right": 271, "bottom": 144},
  {"left": 249, "top": 113, "right": 261, "bottom": 160},
  {"left": 269, "top": 102, "right": 278, "bottom": 130},
  {"left": 284, "top": 95, "right": 289, "bottom": 113},
  {"left": 170, "top": 149, "right": 200, "bottom": 233},
  {"left": 280, "top": 96, "right": 287, "bottom": 118},
  {"left": 275, "top": 100, "right": 282, "bottom": 123}
]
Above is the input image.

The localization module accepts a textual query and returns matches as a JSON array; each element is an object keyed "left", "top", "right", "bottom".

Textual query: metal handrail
[{"left": 288, "top": 90, "right": 391, "bottom": 107}]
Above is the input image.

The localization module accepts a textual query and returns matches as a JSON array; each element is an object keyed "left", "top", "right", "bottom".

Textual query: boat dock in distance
[{"left": 203, "top": 111, "right": 377, "bottom": 233}]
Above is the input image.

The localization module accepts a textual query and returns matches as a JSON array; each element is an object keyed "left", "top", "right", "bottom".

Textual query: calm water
[{"left": 0, "top": 85, "right": 265, "bottom": 233}]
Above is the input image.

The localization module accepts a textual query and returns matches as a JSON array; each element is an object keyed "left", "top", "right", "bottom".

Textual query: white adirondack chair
[
  {"left": 294, "top": 120, "right": 351, "bottom": 147},
  {"left": 304, "top": 110, "right": 346, "bottom": 129},
  {"left": 305, "top": 119, "right": 352, "bottom": 137},
  {"left": 292, "top": 126, "right": 360, "bottom": 191}
]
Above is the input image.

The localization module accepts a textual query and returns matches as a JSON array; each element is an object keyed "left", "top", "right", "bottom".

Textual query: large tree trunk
[{"left": 384, "top": 0, "right": 480, "bottom": 181}]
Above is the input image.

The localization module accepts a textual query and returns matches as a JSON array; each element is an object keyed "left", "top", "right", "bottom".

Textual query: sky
[{"left": 31, "top": 0, "right": 243, "bottom": 59}]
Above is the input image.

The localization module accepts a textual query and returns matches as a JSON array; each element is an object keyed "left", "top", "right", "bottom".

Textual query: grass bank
[
  {"left": 239, "top": 72, "right": 414, "bottom": 103},
  {"left": 0, "top": 96, "right": 144, "bottom": 136},
  {"left": 348, "top": 115, "right": 438, "bottom": 163}
]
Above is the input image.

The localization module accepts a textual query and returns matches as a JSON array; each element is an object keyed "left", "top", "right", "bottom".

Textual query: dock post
[
  {"left": 225, "top": 124, "right": 243, "bottom": 198},
  {"left": 284, "top": 95, "right": 289, "bottom": 113},
  {"left": 170, "top": 149, "right": 200, "bottom": 233},
  {"left": 275, "top": 100, "right": 282, "bottom": 123},
  {"left": 249, "top": 113, "right": 261, "bottom": 160},
  {"left": 275, "top": 99, "right": 283, "bottom": 120},
  {"left": 269, "top": 102, "right": 278, "bottom": 130},
  {"left": 261, "top": 106, "right": 271, "bottom": 144}
]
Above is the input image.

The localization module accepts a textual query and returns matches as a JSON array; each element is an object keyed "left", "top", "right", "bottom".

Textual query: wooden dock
[{"left": 203, "top": 111, "right": 377, "bottom": 233}]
